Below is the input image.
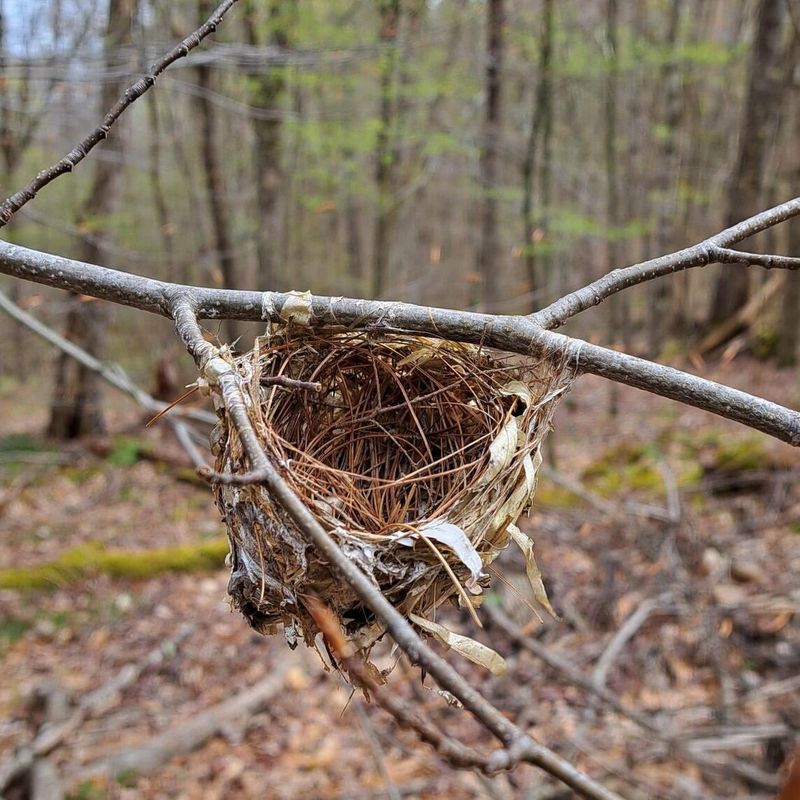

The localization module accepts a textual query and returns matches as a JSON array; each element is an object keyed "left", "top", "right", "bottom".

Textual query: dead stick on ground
[
  {"left": 352, "top": 699, "right": 403, "bottom": 800},
  {"left": 70, "top": 652, "right": 298, "bottom": 785},
  {"left": 488, "top": 606, "right": 781, "bottom": 792},
  {"left": 486, "top": 606, "right": 662, "bottom": 734},
  {"left": 0, "top": 625, "right": 194, "bottom": 794},
  {"left": 591, "top": 597, "right": 667, "bottom": 691}
]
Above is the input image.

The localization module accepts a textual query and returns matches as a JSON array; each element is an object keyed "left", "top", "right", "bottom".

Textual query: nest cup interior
[
  {"left": 213, "top": 328, "right": 569, "bottom": 651},
  {"left": 262, "top": 333, "right": 518, "bottom": 533}
]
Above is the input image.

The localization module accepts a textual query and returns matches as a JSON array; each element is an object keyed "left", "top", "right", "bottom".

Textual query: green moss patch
[{"left": 0, "top": 537, "right": 229, "bottom": 591}]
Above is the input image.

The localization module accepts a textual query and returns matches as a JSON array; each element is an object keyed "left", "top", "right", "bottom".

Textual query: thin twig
[
  {"left": 531, "top": 197, "right": 800, "bottom": 330},
  {"left": 592, "top": 597, "right": 667, "bottom": 691},
  {"left": 486, "top": 606, "right": 661, "bottom": 734},
  {"left": 0, "top": 0, "right": 242, "bottom": 227},
  {"left": 714, "top": 247, "right": 800, "bottom": 270},
  {"left": 260, "top": 375, "right": 323, "bottom": 391},
  {"left": 352, "top": 700, "right": 403, "bottom": 800},
  {"left": 487, "top": 606, "right": 782, "bottom": 792}
]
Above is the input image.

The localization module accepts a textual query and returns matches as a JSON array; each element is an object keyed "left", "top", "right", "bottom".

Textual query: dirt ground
[{"left": 1, "top": 359, "right": 798, "bottom": 799}]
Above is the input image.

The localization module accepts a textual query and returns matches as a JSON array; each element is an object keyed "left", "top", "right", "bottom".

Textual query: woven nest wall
[{"left": 210, "top": 328, "right": 572, "bottom": 658}]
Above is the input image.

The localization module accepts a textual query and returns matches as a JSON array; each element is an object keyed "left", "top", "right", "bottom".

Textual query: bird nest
[{"left": 209, "top": 327, "right": 572, "bottom": 666}]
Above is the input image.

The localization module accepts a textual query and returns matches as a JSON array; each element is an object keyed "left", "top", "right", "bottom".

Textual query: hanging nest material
[{"left": 208, "top": 326, "right": 572, "bottom": 669}]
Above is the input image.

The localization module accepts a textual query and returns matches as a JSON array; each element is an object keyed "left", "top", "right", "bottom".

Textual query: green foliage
[
  {"left": 115, "top": 769, "right": 139, "bottom": 788},
  {"left": 708, "top": 437, "right": 767, "bottom": 474},
  {"left": 0, "top": 538, "right": 229, "bottom": 591},
  {"left": 105, "top": 436, "right": 149, "bottom": 467},
  {"left": 0, "top": 617, "right": 29, "bottom": 646},
  {"left": 534, "top": 482, "right": 581, "bottom": 508},
  {"left": 545, "top": 209, "right": 652, "bottom": 243},
  {"left": 0, "top": 433, "right": 45, "bottom": 453},
  {"left": 578, "top": 439, "right": 704, "bottom": 498},
  {"left": 68, "top": 782, "right": 106, "bottom": 800},
  {"left": 557, "top": 21, "right": 744, "bottom": 79}
]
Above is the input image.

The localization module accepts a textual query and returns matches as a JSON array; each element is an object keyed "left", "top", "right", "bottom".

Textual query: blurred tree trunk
[
  {"left": 47, "top": 0, "right": 138, "bottom": 439},
  {"left": 708, "top": 0, "right": 786, "bottom": 327},
  {"left": 777, "top": 30, "right": 800, "bottom": 367},
  {"left": 145, "top": 92, "right": 178, "bottom": 279},
  {"left": 474, "top": 0, "right": 504, "bottom": 311},
  {"left": 195, "top": 0, "right": 238, "bottom": 343},
  {"left": 605, "top": 0, "right": 622, "bottom": 416},
  {"left": 243, "top": 0, "right": 293, "bottom": 292},
  {"left": 344, "top": 185, "right": 364, "bottom": 285},
  {"left": 1, "top": 0, "right": 63, "bottom": 381},
  {"left": 648, "top": 0, "right": 683, "bottom": 353},
  {"left": 521, "top": 0, "right": 554, "bottom": 311},
  {"left": 372, "top": 0, "right": 400, "bottom": 299}
]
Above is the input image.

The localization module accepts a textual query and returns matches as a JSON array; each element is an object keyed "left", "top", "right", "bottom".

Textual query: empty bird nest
[{"left": 206, "top": 325, "right": 573, "bottom": 673}]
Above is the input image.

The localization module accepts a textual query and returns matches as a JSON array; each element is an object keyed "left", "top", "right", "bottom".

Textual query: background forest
[
  {"left": 2, "top": 0, "right": 800, "bottom": 394},
  {"left": 1, "top": 2, "right": 799, "bottom": 799}
]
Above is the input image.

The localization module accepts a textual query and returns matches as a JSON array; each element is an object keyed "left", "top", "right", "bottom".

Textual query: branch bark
[
  {"left": 1, "top": 239, "right": 797, "bottom": 445},
  {"left": 531, "top": 196, "right": 800, "bottom": 330}
]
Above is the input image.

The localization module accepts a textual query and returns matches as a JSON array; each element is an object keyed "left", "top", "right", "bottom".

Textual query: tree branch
[
  {"left": 0, "top": 0, "right": 242, "bottom": 228},
  {"left": 713, "top": 247, "right": 800, "bottom": 269},
  {"left": 0, "top": 288, "right": 214, "bottom": 426},
  {"left": 531, "top": 196, "right": 800, "bottom": 330},
  {"left": 2, "top": 240, "right": 797, "bottom": 445},
  {"left": 174, "top": 302, "right": 620, "bottom": 799}
]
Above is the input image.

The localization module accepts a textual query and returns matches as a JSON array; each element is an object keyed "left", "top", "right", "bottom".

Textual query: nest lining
[{"left": 209, "top": 327, "right": 572, "bottom": 656}]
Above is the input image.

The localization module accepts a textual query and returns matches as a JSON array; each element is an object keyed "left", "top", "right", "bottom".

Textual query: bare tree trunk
[
  {"left": 648, "top": 0, "right": 683, "bottom": 354},
  {"left": 243, "top": 0, "right": 292, "bottom": 291},
  {"left": 372, "top": 0, "right": 400, "bottom": 299},
  {"left": 145, "top": 93, "right": 177, "bottom": 279},
  {"left": 521, "top": 0, "right": 554, "bottom": 310},
  {"left": 708, "top": 0, "right": 786, "bottom": 326},
  {"left": 474, "top": 0, "right": 504, "bottom": 311},
  {"left": 605, "top": 0, "right": 622, "bottom": 416},
  {"left": 47, "top": 0, "right": 138, "bottom": 439},
  {"left": 344, "top": 179, "right": 364, "bottom": 286},
  {"left": 195, "top": 0, "right": 238, "bottom": 343},
  {"left": 777, "top": 44, "right": 800, "bottom": 367}
]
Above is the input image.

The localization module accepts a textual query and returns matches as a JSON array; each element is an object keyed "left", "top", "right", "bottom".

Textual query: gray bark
[
  {"left": 708, "top": 0, "right": 787, "bottom": 326},
  {"left": 47, "top": 0, "right": 139, "bottom": 440},
  {"left": 372, "top": 0, "right": 400, "bottom": 299},
  {"left": 474, "top": 0, "right": 504, "bottom": 311}
]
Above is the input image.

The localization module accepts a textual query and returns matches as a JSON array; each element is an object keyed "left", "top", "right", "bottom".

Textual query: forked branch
[
  {"left": 173, "top": 301, "right": 621, "bottom": 800},
  {"left": 0, "top": 2, "right": 798, "bottom": 797},
  {"left": 532, "top": 196, "right": 800, "bottom": 329},
  {"left": 1, "top": 239, "right": 798, "bottom": 445}
]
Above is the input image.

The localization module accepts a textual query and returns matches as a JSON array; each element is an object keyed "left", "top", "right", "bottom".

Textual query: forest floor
[{"left": 0, "top": 358, "right": 798, "bottom": 800}]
